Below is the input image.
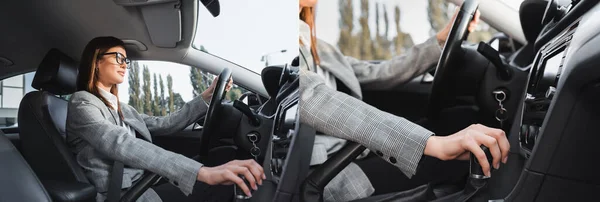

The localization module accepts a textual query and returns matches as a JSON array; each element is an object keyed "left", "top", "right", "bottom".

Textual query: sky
[
  {"left": 118, "top": 0, "right": 298, "bottom": 103},
  {"left": 193, "top": 0, "right": 298, "bottom": 73}
]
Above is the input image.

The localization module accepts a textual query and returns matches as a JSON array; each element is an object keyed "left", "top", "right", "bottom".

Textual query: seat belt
[
  {"left": 106, "top": 109, "right": 126, "bottom": 202},
  {"left": 107, "top": 161, "right": 125, "bottom": 202}
]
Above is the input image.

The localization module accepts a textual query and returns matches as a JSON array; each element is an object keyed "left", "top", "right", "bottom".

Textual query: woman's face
[
  {"left": 96, "top": 46, "right": 128, "bottom": 86},
  {"left": 300, "top": 0, "right": 317, "bottom": 8}
]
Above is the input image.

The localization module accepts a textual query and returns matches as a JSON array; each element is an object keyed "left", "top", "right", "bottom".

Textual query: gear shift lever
[{"left": 470, "top": 145, "right": 494, "bottom": 179}]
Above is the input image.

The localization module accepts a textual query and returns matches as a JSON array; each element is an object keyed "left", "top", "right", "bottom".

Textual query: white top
[
  {"left": 98, "top": 88, "right": 136, "bottom": 137},
  {"left": 299, "top": 19, "right": 337, "bottom": 90}
]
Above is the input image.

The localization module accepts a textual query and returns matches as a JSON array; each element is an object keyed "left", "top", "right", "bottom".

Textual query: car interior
[{"left": 1, "top": 0, "right": 599, "bottom": 202}]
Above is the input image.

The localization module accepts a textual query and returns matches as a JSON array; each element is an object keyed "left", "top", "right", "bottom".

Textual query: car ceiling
[{"left": 0, "top": 0, "right": 197, "bottom": 80}]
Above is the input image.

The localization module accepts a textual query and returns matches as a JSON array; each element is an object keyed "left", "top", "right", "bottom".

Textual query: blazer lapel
[
  {"left": 301, "top": 45, "right": 363, "bottom": 98},
  {"left": 119, "top": 109, "right": 152, "bottom": 142}
]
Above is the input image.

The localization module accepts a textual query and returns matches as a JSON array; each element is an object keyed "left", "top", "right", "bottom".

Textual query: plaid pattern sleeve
[{"left": 299, "top": 68, "right": 434, "bottom": 178}]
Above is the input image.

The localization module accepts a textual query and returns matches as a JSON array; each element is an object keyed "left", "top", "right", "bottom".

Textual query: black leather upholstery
[
  {"left": 18, "top": 49, "right": 95, "bottom": 202},
  {"left": 0, "top": 130, "right": 52, "bottom": 202},
  {"left": 43, "top": 180, "right": 96, "bottom": 202},
  {"left": 31, "top": 48, "right": 78, "bottom": 95}
]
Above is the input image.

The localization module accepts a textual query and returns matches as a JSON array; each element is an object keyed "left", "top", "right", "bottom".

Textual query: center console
[{"left": 518, "top": 19, "right": 579, "bottom": 158}]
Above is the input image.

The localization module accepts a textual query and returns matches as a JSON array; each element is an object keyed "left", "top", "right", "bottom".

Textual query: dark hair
[{"left": 77, "top": 36, "right": 126, "bottom": 118}]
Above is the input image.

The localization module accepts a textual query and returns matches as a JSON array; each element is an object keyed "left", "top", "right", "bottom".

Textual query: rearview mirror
[{"left": 200, "top": 0, "right": 220, "bottom": 17}]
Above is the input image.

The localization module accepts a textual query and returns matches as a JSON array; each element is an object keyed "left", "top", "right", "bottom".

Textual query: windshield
[
  {"left": 314, "top": 0, "right": 522, "bottom": 61},
  {"left": 501, "top": 0, "right": 525, "bottom": 11},
  {"left": 193, "top": 0, "right": 298, "bottom": 74}
]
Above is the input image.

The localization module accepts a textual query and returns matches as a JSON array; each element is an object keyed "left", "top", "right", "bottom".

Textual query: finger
[
  {"left": 469, "top": 10, "right": 481, "bottom": 32},
  {"left": 472, "top": 130, "right": 502, "bottom": 170},
  {"left": 465, "top": 138, "right": 491, "bottom": 176},
  {"left": 472, "top": 124, "right": 510, "bottom": 163},
  {"left": 239, "top": 160, "right": 264, "bottom": 185},
  {"left": 234, "top": 166, "right": 257, "bottom": 191},
  {"left": 225, "top": 171, "right": 252, "bottom": 197}
]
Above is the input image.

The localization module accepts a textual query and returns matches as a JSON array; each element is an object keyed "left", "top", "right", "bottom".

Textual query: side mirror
[
  {"left": 487, "top": 33, "right": 515, "bottom": 54},
  {"left": 200, "top": 0, "right": 220, "bottom": 17}
]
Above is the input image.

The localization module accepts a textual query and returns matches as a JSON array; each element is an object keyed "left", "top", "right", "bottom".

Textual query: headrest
[{"left": 31, "top": 49, "right": 78, "bottom": 95}]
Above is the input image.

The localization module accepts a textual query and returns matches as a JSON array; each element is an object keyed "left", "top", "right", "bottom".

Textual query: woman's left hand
[
  {"left": 201, "top": 76, "right": 233, "bottom": 102},
  {"left": 436, "top": 9, "right": 481, "bottom": 46}
]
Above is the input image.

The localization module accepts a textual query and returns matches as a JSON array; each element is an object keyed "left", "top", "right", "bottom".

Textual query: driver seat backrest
[{"left": 17, "top": 48, "right": 89, "bottom": 184}]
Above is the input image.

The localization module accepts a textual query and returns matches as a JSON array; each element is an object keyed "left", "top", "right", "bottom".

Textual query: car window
[
  {"left": 192, "top": 0, "right": 298, "bottom": 74},
  {"left": 119, "top": 60, "right": 247, "bottom": 116},
  {"left": 314, "top": 0, "right": 502, "bottom": 61},
  {"left": 0, "top": 72, "right": 36, "bottom": 128}
]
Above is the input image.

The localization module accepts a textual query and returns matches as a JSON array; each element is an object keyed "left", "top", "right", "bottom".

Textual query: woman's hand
[
  {"left": 201, "top": 76, "right": 234, "bottom": 103},
  {"left": 436, "top": 9, "right": 481, "bottom": 46},
  {"left": 424, "top": 124, "right": 510, "bottom": 177},
  {"left": 196, "top": 159, "right": 266, "bottom": 197}
]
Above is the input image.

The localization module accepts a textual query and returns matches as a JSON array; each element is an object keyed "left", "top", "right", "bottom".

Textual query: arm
[
  {"left": 140, "top": 95, "right": 208, "bottom": 136},
  {"left": 342, "top": 36, "right": 442, "bottom": 91},
  {"left": 299, "top": 68, "right": 434, "bottom": 178},
  {"left": 67, "top": 98, "right": 201, "bottom": 195}
]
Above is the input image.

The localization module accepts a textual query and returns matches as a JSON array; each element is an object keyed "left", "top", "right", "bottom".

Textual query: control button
[
  {"left": 376, "top": 150, "right": 384, "bottom": 156},
  {"left": 389, "top": 157, "right": 397, "bottom": 164},
  {"left": 545, "top": 86, "right": 556, "bottom": 99}
]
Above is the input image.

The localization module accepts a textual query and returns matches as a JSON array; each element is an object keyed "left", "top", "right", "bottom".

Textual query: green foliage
[{"left": 142, "top": 66, "right": 152, "bottom": 115}]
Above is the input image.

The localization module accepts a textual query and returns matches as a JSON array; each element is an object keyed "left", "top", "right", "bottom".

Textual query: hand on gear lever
[{"left": 470, "top": 145, "right": 494, "bottom": 179}]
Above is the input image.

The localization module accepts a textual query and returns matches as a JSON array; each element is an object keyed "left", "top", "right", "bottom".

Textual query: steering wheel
[
  {"left": 199, "top": 68, "right": 232, "bottom": 156},
  {"left": 428, "top": 0, "right": 479, "bottom": 119}
]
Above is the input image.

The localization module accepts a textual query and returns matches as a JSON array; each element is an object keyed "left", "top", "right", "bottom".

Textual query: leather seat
[
  {"left": 0, "top": 130, "right": 52, "bottom": 202},
  {"left": 18, "top": 48, "right": 96, "bottom": 202}
]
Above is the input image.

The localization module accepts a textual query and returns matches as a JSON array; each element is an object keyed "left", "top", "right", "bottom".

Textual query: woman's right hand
[
  {"left": 196, "top": 159, "right": 266, "bottom": 197},
  {"left": 424, "top": 124, "right": 510, "bottom": 177}
]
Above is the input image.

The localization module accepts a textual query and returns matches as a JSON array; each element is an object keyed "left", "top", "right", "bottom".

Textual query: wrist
[
  {"left": 424, "top": 136, "right": 441, "bottom": 160},
  {"left": 197, "top": 166, "right": 208, "bottom": 183},
  {"left": 436, "top": 33, "right": 446, "bottom": 47},
  {"left": 201, "top": 92, "right": 210, "bottom": 103}
]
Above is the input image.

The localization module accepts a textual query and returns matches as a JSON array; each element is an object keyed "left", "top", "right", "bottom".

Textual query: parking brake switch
[{"left": 478, "top": 42, "right": 512, "bottom": 81}]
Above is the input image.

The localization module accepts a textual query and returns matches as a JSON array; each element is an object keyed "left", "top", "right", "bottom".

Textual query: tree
[
  {"left": 167, "top": 75, "right": 174, "bottom": 114},
  {"left": 142, "top": 66, "right": 152, "bottom": 115},
  {"left": 393, "top": 6, "right": 414, "bottom": 55},
  {"left": 358, "top": 0, "right": 373, "bottom": 60},
  {"left": 159, "top": 75, "right": 166, "bottom": 116},
  {"left": 190, "top": 67, "right": 207, "bottom": 97},
  {"left": 127, "top": 61, "right": 143, "bottom": 112},
  {"left": 337, "top": 0, "right": 358, "bottom": 58},
  {"left": 428, "top": 0, "right": 449, "bottom": 36},
  {"left": 152, "top": 73, "right": 161, "bottom": 116},
  {"left": 172, "top": 93, "right": 186, "bottom": 110},
  {"left": 372, "top": 3, "right": 392, "bottom": 60}
]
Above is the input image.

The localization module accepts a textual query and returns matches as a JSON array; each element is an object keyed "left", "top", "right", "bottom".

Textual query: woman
[
  {"left": 66, "top": 36, "right": 265, "bottom": 202},
  {"left": 298, "top": 1, "right": 509, "bottom": 201}
]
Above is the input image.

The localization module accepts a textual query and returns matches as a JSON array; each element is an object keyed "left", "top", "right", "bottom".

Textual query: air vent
[{"left": 0, "top": 56, "right": 14, "bottom": 67}]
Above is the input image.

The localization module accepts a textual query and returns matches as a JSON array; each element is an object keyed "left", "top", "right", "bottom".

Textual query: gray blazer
[
  {"left": 299, "top": 36, "right": 442, "bottom": 201},
  {"left": 66, "top": 91, "right": 208, "bottom": 202}
]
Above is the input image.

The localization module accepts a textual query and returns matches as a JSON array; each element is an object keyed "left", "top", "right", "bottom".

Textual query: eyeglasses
[{"left": 98, "top": 52, "right": 131, "bottom": 66}]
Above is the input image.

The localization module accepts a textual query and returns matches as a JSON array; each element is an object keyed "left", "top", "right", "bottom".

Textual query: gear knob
[{"left": 470, "top": 145, "right": 494, "bottom": 179}]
